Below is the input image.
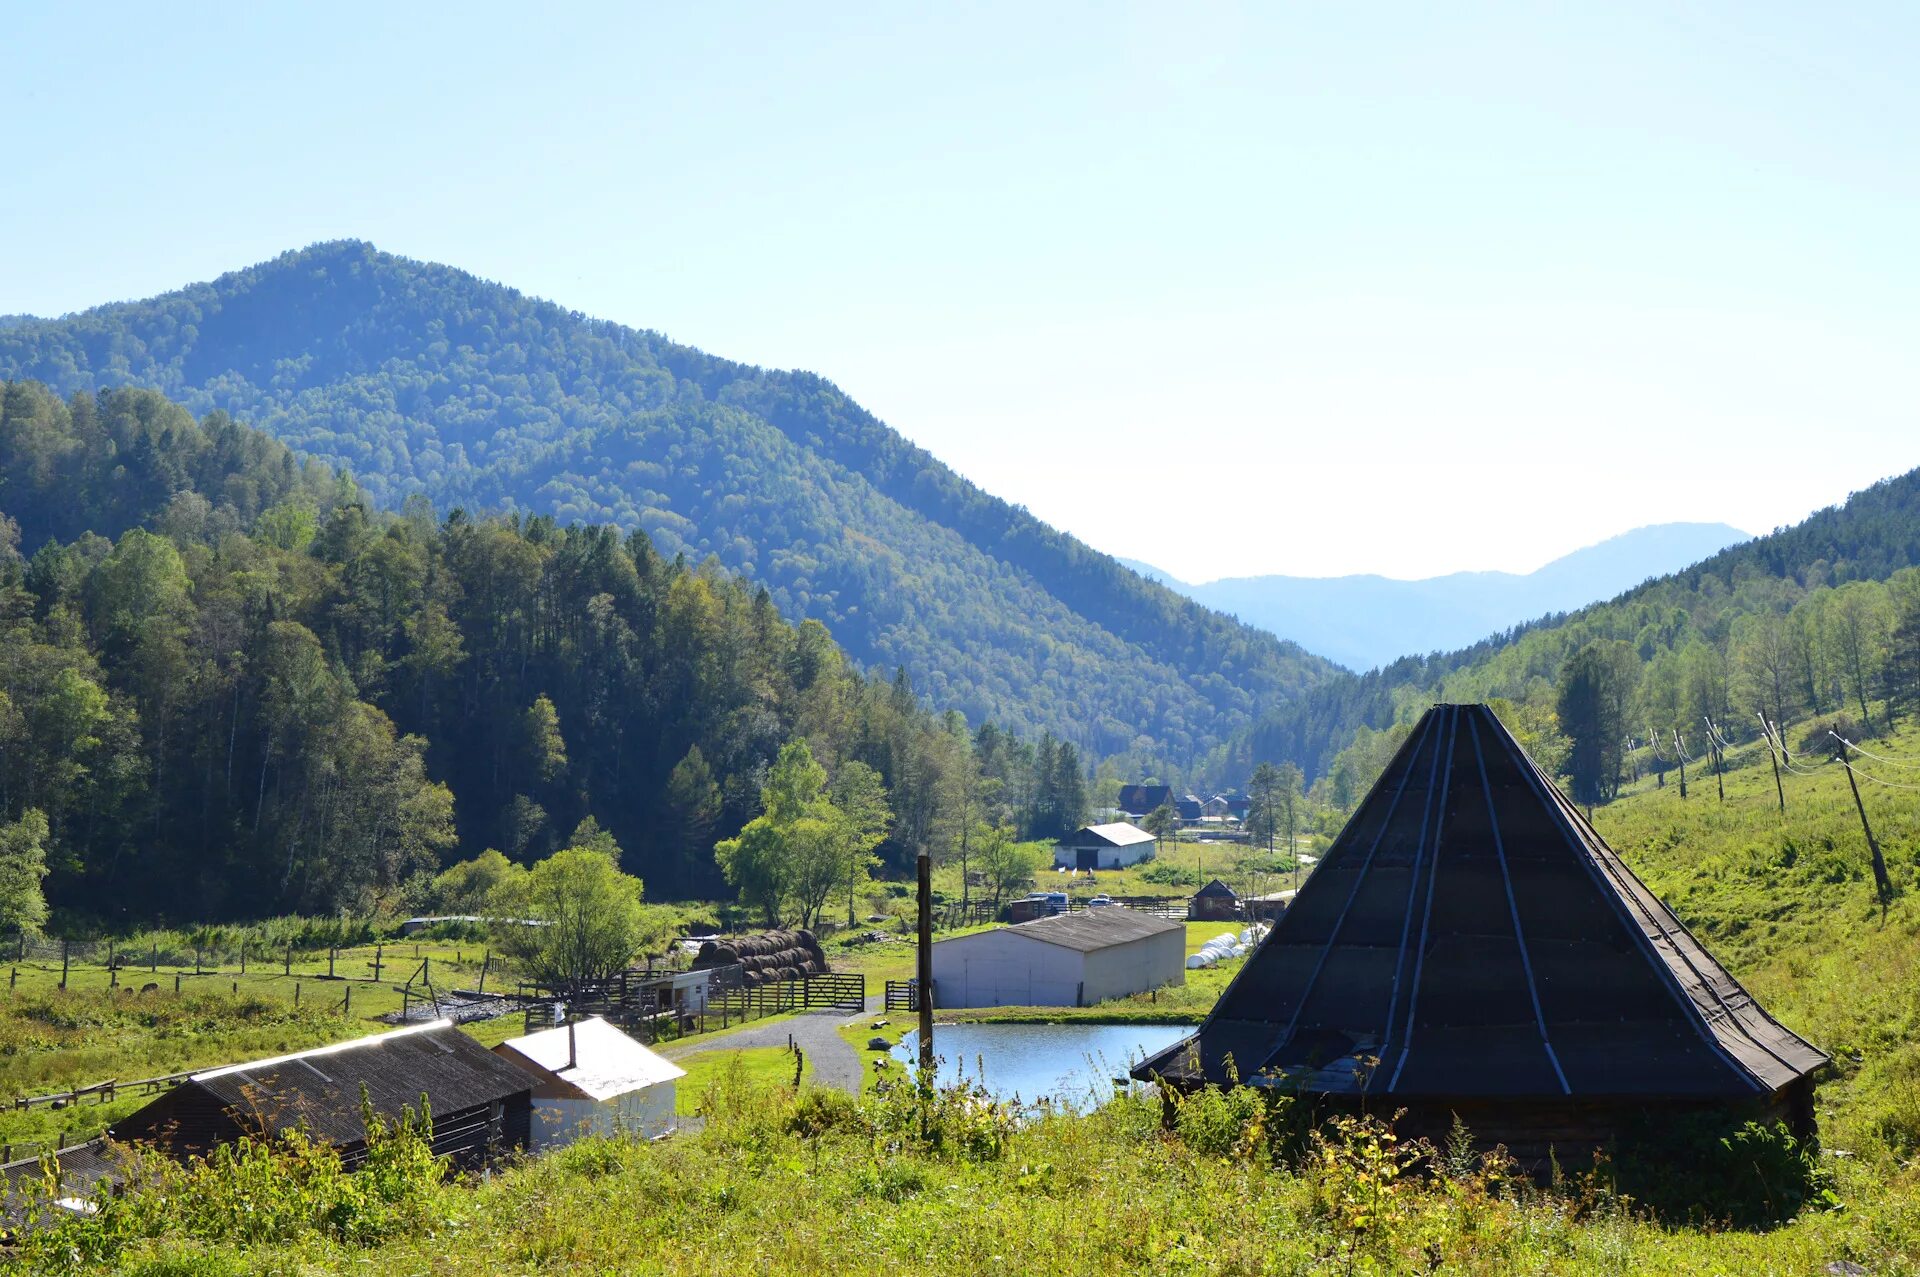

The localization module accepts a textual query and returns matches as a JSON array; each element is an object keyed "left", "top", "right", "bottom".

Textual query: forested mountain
[
  {"left": 1248, "top": 465, "right": 1920, "bottom": 800},
  {"left": 0, "top": 381, "right": 1100, "bottom": 925},
  {"left": 1131, "top": 522, "right": 1751, "bottom": 671},
  {"left": 0, "top": 243, "right": 1336, "bottom": 769}
]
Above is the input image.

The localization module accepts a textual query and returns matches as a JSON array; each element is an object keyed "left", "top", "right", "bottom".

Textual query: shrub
[
  {"left": 788, "top": 1087, "right": 870, "bottom": 1139},
  {"left": 872, "top": 1066, "right": 1017, "bottom": 1163}
]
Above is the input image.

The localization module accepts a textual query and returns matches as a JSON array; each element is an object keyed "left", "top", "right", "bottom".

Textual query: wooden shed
[
  {"left": 494, "top": 1016, "right": 685, "bottom": 1150},
  {"left": 1136, "top": 703, "right": 1827, "bottom": 1169},
  {"left": 1188, "top": 878, "right": 1241, "bottom": 922},
  {"left": 109, "top": 1020, "right": 533, "bottom": 1171}
]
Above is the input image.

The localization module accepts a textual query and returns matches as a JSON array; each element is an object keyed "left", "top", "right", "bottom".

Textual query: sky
[{"left": 4, "top": 2, "right": 1916, "bottom": 581}]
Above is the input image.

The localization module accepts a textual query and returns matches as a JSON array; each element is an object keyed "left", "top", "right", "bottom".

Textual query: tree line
[{"left": 0, "top": 380, "right": 1093, "bottom": 930}]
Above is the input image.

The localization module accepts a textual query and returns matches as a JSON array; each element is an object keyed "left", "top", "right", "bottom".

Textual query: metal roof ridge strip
[
  {"left": 1378, "top": 704, "right": 1452, "bottom": 1087},
  {"left": 1386, "top": 706, "right": 1461, "bottom": 1092},
  {"left": 190, "top": 1018, "right": 458, "bottom": 1082},
  {"left": 1267, "top": 707, "right": 1443, "bottom": 1074},
  {"left": 1486, "top": 717, "right": 1764, "bottom": 1091},
  {"left": 1468, "top": 712, "right": 1571, "bottom": 1095},
  {"left": 1137, "top": 709, "right": 1443, "bottom": 1085},
  {"left": 1521, "top": 737, "right": 1817, "bottom": 1077}
]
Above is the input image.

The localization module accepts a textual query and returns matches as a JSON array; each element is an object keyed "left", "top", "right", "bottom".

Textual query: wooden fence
[
  {"left": 526, "top": 968, "right": 867, "bottom": 1041},
  {"left": 884, "top": 978, "right": 925, "bottom": 1013}
]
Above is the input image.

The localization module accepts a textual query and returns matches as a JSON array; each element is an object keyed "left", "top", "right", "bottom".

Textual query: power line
[
  {"left": 1835, "top": 754, "right": 1920, "bottom": 792},
  {"left": 1832, "top": 733, "right": 1920, "bottom": 770}
]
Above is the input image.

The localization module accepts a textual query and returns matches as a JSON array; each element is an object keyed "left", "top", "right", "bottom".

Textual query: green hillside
[
  {"left": 0, "top": 242, "right": 1336, "bottom": 768},
  {"left": 0, "top": 381, "right": 1103, "bottom": 922},
  {"left": 1251, "top": 465, "right": 1920, "bottom": 788}
]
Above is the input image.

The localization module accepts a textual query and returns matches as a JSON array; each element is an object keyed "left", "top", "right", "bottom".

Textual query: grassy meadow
[{"left": 8, "top": 717, "right": 1920, "bottom": 1272}]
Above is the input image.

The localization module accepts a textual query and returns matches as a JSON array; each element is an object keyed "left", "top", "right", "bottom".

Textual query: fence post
[
  {"left": 239, "top": 940, "right": 246, "bottom": 975},
  {"left": 344, "top": 985, "right": 351, "bottom": 1014},
  {"left": 173, "top": 974, "right": 180, "bottom": 994},
  {"left": 478, "top": 950, "right": 489, "bottom": 993},
  {"left": 108, "top": 942, "right": 116, "bottom": 989},
  {"left": 150, "top": 945, "right": 156, "bottom": 974},
  {"left": 284, "top": 944, "right": 292, "bottom": 976},
  {"left": 295, "top": 981, "right": 301, "bottom": 1007},
  {"left": 60, "top": 941, "right": 68, "bottom": 990},
  {"left": 193, "top": 946, "right": 201, "bottom": 976}
]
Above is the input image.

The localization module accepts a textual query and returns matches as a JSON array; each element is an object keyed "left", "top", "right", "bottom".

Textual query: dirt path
[{"left": 665, "top": 996, "right": 884, "bottom": 1095}]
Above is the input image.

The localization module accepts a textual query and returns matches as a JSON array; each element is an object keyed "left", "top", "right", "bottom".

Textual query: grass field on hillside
[{"left": 9, "top": 715, "right": 1920, "bottom": 1273}]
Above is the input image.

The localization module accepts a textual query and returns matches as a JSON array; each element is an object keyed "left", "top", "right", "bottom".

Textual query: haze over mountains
[
  {"left": 1124, "top": 522, "right": 1752, "bottom": 671},
  {"left": 0, "top": 242, "right": 1332, "bottom": 767}
]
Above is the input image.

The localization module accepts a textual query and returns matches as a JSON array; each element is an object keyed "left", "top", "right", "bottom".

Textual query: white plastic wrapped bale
[{"left": 1185, "top": 953, "right": 1211, "bottom": 970}]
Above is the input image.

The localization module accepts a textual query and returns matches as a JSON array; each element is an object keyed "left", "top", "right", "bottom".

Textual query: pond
[{"left": 890, "top": 1022, "right": 1193, "bottom": 1111}]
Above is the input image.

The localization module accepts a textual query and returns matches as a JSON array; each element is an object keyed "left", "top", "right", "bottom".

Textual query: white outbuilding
[
  {"left": 1053, "top": 821, "right": 1159, "bottom": 870},
  {"left": 493, "top": 1016, "right": 685, "bottom": 1150},
  {"left": 931, "top": 909, "right": 1185, "bottom": 1008}
]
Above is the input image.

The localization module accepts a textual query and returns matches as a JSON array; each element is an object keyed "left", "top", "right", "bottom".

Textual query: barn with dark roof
[
  {"left": 108, "top": 1020, "right": 533, "bottom": 1170},
  {"left": 1135, "top": 703, "right": 1827, "bottom": 1166}
]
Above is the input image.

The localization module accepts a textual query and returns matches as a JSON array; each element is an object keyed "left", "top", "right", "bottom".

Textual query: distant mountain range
[
  {"left": 1122, "top": 521, "right": 1752, "bottom": 671},
  {"left": 0, "top": 242, "right": 1335, "bottom": 766}
]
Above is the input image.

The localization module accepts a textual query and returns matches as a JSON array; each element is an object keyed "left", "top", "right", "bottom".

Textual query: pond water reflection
[{"left": 890, "top": 1022, "right": 1193, "bottom": 1111}]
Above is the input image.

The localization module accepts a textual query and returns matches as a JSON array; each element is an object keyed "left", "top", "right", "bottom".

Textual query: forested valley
[
  {"left": 0, "top": 242, "right": 1335, "bottom": 772},
  {"left": 0, "top": 381, "right": 1099, "bottom": 927}
]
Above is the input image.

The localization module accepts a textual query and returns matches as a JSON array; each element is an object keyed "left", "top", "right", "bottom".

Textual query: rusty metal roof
[{"left": 1137, "top": 703, "right": 1827, "bottom": 1099}]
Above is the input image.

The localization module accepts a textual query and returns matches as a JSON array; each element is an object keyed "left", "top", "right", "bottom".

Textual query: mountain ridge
[
  {"left": 1128, "top": 522, "right": 1751, "bottom": 671},
  {"left": 0, "top": 241, "right": 1336, "bottom": 769}
]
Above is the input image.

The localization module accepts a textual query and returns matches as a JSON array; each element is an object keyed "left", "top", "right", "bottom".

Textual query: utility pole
[
  {"left": 1840, "top": 759, "right": 1895, "bottom": 914},
  {"left": 1757, "top": 712, "right": 1786, "bottom": 814},
  {"left": 916, "top": 847, "right": 934, "bottom": 1074},
  {"left": 1673, "top": 729, "right": 1687, "bottom": 799},
  {"left": 1704, "top": 718, "right": 1725, "bottom": 802}
]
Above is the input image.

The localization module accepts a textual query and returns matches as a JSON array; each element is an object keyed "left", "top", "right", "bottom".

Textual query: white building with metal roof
[
  {"left": 1053, "top": 821, "right": 1159, "bottom": 870},
  {"left": 493, "top": 1016, "right": 685, "bottom": 1150},
  {"left": 931, "top": 909, "right": 1185, "bottom": 1008}
]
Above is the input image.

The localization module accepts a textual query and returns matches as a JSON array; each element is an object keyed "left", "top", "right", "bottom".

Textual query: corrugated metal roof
[
  {"left": 1069, "top": 822, "right": 1157, "bottom": 847},
  {"left": 1137, "top": 703, "right": 1828, "bottom": 1100},
  {"left": 986, "top": 908, "right": 1182, "bottom": 953},
  {"left": 495, "top": 1016, "right": 685, "bottom": 1101},
  {"left": 128, "top": 1020, "right": 533, "bottom": 1147}
]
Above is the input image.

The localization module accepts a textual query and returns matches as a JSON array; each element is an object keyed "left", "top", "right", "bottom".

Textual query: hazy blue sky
[{"left": 5, "top": 2, "right": 1915, "bottom": 580}]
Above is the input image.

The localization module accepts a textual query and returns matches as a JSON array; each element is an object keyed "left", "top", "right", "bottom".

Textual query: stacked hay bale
[{"left": 691, "top": 929, "right": 829, "bottom": 985}]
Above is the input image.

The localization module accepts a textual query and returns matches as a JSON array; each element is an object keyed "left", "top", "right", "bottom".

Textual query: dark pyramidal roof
[{"left": 1137, "top": 703, "right": 1826, "bottom": 1099}]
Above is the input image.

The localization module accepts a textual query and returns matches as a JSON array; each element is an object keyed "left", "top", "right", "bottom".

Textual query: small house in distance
[
  {"left": 1054, "top": 821, "right": 1158, "bottom": 871},
  {"left": 494, "top": 1016, "right": 685, "bottom": 1150},
  {"left": 1188, "top": 878, "right": 1241, "bottom": 922},
  {"left": 109, "top": 1020, "right": 534, "bottom": 1170},
  {"left": 932, "top": 909, "right": 1184, "bottom": 1007},
  {"left": 1117, "top": 783, "right": 1173, "bottom": 819}
]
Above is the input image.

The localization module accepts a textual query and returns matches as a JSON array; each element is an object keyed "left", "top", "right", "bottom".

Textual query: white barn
[
  {"left": 493, "top": 1016, "right": 685, "bottom": 1151},
  {"left": 931, "top": 909, "right": 1185, "bottom": 1008},
  {"left": 1054, "top": 821, "right": 1158, "bottom": 870}
]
